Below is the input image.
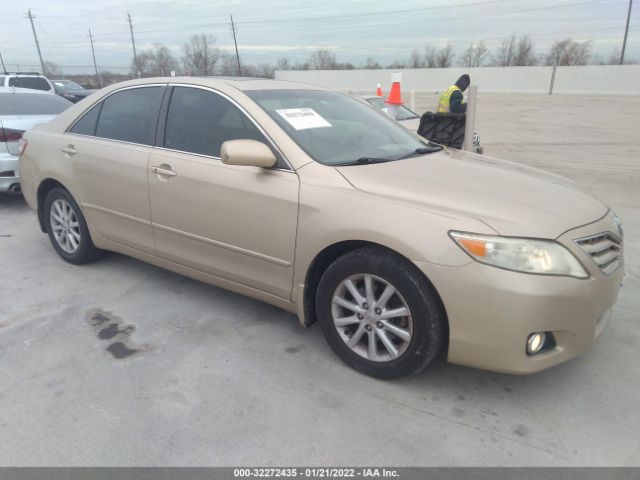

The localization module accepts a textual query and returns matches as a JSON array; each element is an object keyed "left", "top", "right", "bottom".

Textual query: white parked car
[
  {"left": 0, "top": 87, "right": 72, "bottom": 194},
  {"left": 0, "top": 72, "right": 55, "bottom": 93}
]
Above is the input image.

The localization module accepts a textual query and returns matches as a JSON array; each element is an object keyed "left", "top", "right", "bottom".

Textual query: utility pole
[
  {"left": 230, "top": 15, "right": 241, "bottom": 76},
  {"left": 127, "top": 12, "right": 140, "bottom": 77},
  {"left": 25, "top": 9, "right": 46, "bottom": 75},
  {"left": 89, "top": 29, "right": 104, "bottom": 88},
  {"left": 0, "top": 48, "right": 7, "bottom": 73},
  {"left": 620, "top": 0, "right": 633, "bottom": 64}
]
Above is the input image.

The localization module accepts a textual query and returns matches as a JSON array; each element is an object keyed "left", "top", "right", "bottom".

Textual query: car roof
[
  {"left": 99, "top": 76, "right": 327, "bottom": 92},
  {"left": 2, "top": 72, "right": 45, "bottom": 77},
  {"left": 0, "top": 86, "right": 54, "bottom": 95}
]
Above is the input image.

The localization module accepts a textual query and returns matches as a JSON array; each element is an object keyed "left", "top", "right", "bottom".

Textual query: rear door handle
[
  {"left": 61, "top": 145, "right": 77, "bottom": 156},
  {"left": 150, "top": 165, "right": 177, "bottom": 177}
]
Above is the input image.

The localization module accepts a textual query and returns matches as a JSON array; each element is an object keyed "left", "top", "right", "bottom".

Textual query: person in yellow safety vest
[{"left": 437, "top": 74, "right": 470, "bottom": 114}]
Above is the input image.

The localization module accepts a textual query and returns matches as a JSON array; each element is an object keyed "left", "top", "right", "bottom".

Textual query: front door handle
[
  {"left": 61, "top": 145, "right": 77, "bottom": 156},
  {"left": 150, "top": 165, "right": 177, "bottom": 177}
]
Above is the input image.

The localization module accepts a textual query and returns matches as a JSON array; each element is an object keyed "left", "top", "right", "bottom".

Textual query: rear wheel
[
  {"left": 317, "top": 247, "right": 446, "bottom": 378},
  {"left": 44, "top": 187, "right": 103, "bottom": 264}
]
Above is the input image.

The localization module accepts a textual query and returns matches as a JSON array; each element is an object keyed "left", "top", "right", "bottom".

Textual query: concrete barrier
[{"left": 275, "top": 65, "right": 640, "bottom": 95}]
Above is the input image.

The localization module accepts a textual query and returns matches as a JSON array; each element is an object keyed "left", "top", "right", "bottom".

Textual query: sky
[{"left": 0, "top": 0, "right": 637, "bottom": 74}]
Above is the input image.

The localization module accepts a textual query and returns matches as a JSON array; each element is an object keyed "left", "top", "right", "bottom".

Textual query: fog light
[{"left": 527, "top": 332, "right": 546, "bottom": 355}]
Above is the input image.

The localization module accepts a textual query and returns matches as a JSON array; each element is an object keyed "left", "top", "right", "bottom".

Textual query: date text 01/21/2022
[{"left": 233, "top": 468, "right": 400, "bottom": 478}]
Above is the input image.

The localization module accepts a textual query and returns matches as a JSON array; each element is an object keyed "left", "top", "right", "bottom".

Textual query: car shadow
[{"left": 0, "top": 192, "right": 29, "bottom": 212}]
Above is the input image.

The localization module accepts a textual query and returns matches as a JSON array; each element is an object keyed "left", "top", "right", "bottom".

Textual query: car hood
[{"left": 335, "top": 148, "right": 608, "bottom": 239}]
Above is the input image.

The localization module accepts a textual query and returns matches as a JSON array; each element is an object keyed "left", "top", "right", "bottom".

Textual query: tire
[
  {"left": 317, "top": 247, "right": 446, "bottom": 379},
  {"left": 44, "top": 187, "right": 103, "bottom": 264}
]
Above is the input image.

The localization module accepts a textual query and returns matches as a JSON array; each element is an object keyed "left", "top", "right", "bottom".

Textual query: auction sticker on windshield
[{"left": 276, "top": 108, "right": 332, "bottom": 130}]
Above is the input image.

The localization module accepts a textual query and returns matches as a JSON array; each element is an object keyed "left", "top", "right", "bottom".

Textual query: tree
[
  {"left": 492, "top": 34, "right": 517, "bottom": 66},
  {"left": 435, "top": 44, "right": 455, "bottom": 68},
  {"left": 153, "top": 43, "right": 178, "bottom": 75},
  {"left": 43, "top": 60, "right": 62, "bottom": 76},
  {"left": 309, "top": 48, "right": 336, "bottom": 70},
  {"left": 461, "top": 41, "right": 489, "bottom": 67},
  {"left": 181, "top": 34, "right": 221, "bottom": 75},
  {"left": 604, "top": 47, "right": 638, "bottom": 65},
  {"left": 131, "top": 43, "right": 178, "bottom": 77},
  {"left": 255, "top": 62, "right": 275, "bottom": 78},
  {"left": 545, "top": 38, "right": 591, "bottom": 66},
  {"left": 217, "top": 52, "right": 238, "bottom": 76},
  {"left": 424, "top": 46, "right": 438, "bottom": 68},
  {"left": 514, "top": 35, "right": 537, "bottom": 66},
  {"left": 492, "top": 35, "right": 537, "bottom": 66},
  {"left": 409, "top": 48, "right": 425, "bottom": 68},
  {"left": 276, "top": 57, "right": 290, "bottom": 71},
  {"left": 363, "top": 57, "right": 381, "bottom": 69}
]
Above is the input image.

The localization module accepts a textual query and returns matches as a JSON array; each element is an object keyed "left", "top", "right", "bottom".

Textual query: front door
[
  {"left": 64, "top": 85, "right": 165, "bottom": 254},
  {"left": 148, "top": 86, "right": 299, "bottom": 299}
]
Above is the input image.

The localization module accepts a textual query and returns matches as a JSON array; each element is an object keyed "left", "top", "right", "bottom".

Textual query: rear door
[
  {"left": 63, "top": 85, "right": 166, "bottom": 254},
  {"left": 147, "top": 85, "right": 299, "bottom": 299}
]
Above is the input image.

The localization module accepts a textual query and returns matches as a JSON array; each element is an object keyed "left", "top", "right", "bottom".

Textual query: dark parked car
[{"left": 52, "top": 80, "right": 94, "bottom": 103}]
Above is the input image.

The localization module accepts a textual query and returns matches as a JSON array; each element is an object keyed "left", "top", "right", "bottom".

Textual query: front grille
[{"left": 575, "top": 232, "right": 623, "bottom": 276}]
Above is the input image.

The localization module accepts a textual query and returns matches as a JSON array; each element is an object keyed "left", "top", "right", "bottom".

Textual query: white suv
[{"left": 0, "top": 72, "right": 54, "bottom": 93}]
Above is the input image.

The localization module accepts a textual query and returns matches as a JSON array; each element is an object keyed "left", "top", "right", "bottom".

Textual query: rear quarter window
[{"left": 69, "top": 103, "right": 103, "bottom": 136}]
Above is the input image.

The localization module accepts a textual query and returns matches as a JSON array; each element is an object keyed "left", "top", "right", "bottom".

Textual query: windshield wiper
[
  {"left": 398, "top": 145, "right": 443, "bottom": 159},
  {"left": 332, "top": 156, "right": 394, "bottom": 166}
]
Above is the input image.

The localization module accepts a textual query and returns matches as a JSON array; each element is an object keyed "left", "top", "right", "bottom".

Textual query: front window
[
  {"left": 246, "top": 89, "right": 432, "bottom": 166},
  {"left": 164, "top": 86, "right": 268, "bottom": 158}
]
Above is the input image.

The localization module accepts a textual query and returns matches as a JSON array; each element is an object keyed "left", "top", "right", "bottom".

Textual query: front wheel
[
  {"left": 44, "top": 187, "right": 103, "bottom": 264},
  {"left": 317, "top": 247, "right": 446, "bottom": 378}
]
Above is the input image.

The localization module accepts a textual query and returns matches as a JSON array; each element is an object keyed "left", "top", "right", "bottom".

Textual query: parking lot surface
[{"left": 0, "top": 93, "right": 638, "bottom": 466}]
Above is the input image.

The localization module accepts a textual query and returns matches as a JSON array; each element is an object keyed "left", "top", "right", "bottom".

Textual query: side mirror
[{"left": 220, "top": 139, "right": 277, "bottom": 168}]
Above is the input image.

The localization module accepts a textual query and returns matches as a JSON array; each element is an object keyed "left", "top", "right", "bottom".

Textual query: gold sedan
[{"left": 19, "top": 77, "right": 623, "bottom": 377}]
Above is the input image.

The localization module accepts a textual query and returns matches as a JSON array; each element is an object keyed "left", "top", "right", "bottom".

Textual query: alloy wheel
[
  {"left": 50, "top": 198, "right": 81, "bottom": 254},
  {"left": 331, "top": 273, "right": 413, "bottom": 362}
]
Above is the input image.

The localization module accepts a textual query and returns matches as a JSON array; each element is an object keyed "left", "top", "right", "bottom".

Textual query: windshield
[
  {"left": 246, "top": 89, "right": 430, "bottom": 166},
  {"left": 8, "top": 77, "right": 51, "bottom": 91},
  {"left": 0, "top": 93, "right": 72, "bottom": 115},
  {"left": 365, "top": 97, "right": 420, "bottom": 121},
  {"left": 54, "top": 80, "right": 83, "bottom": 90}
]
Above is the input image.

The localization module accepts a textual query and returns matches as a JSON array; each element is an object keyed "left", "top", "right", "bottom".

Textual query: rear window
[
  {"left": 0, "top": 93, "right": 72, "bottom": 115},
  {"left": 8, "top": 76, "right": 51, "bottom": 91}
]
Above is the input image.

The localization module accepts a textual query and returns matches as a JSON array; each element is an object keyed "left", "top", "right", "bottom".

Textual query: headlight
[{"left": 450, "top": 231, "right": 589, "bottom": 278}]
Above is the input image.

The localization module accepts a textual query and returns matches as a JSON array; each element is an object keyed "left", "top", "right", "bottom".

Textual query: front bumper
[
  {"left": 0, "top": 153, "right": 19, "bottom": 192},
  {"left": 416, "top": 211, "right": 623, "bottom": 374}
]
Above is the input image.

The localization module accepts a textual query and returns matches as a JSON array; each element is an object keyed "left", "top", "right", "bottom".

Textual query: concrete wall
[{"left": 275, "top": 65, "right": 640, "bottom": 95}]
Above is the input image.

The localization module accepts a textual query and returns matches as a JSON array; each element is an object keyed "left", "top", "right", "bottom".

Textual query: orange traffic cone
[
  {"left": 376, "top": 83, "right": 383, "bottom": 97},
  {"left": 385, "top": 73, "right": 403, "bottom": 105}
]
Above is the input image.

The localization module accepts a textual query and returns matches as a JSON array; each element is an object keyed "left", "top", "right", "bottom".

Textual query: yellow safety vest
[{"left": 437, "top": 85, "right": 462, "bottom": 113}]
